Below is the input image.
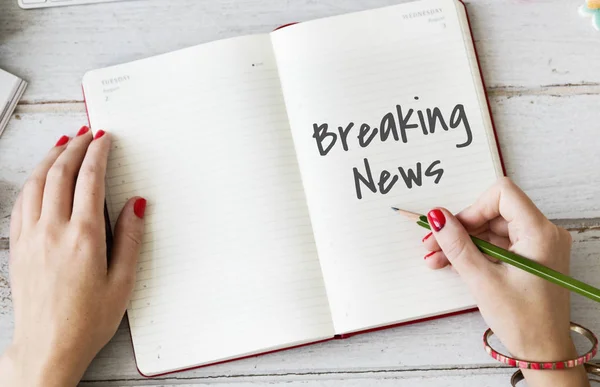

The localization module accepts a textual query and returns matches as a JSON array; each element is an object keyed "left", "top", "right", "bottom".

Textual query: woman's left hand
[{"left": 0, "top": 126, "right": 146, "bottom": 387}]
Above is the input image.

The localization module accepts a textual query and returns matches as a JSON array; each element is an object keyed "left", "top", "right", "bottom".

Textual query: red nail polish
[
  {"left": 77, "top": 126, "right": 90, "bottom": 136},
  {"left": 55, "top": 135, "right": 69, "bottom": 146},
  {"left": 424, "top": 251, "right": 436, "bottom": 260},
  {"left": 133, "top": 198, "right": 147, "bottom": 219},
  {"left": 422, "top": 232, "right": 433, "bottom": 242},
  {"left": 427, "top": 209, "right": 446, "bottom": 232},
  {"left": 94, "top": 130, "right": 106, "bottom": 140}
]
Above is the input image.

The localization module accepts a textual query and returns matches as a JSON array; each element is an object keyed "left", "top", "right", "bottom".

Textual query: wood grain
[
  {"left": 491, "top": 94, "right": 600, "bottom": 219},
  {"left": 1, "top": 230, "right": 599, "bottom": 384},
  {"left": 0, "top": 250, "right": 12, "bottom": 355},
  {"left": 78, "top": 369, "right": 516, "bottom": 387},
  {"left": 0, "top": 0, "right": 599, "bottom": 104}
]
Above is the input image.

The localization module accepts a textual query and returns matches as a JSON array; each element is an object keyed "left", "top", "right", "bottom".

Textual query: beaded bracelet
[{"left": 483, "top": 322, "right": 598, "bottom": 370}]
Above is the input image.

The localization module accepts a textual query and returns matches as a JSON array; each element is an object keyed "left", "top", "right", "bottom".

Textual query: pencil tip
[{"left": 390, "top": 207, "right": 423, "bottom": 221}]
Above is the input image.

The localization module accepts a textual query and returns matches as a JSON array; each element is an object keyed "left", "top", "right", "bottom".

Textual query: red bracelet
[{"left": 483, "top": 322, "right": 598, "bottom": 370}]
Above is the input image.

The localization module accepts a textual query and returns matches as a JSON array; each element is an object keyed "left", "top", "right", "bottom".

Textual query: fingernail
[
  {"left": 133, "top": 198, "right": 147, "bottom": 219},
  {"left": 427, "top": 209, "right": 446, "bottom": 232},
  {"left": 55, "top": 135, "right": 69, "bottom": 146},
  {"left": 94, "top": 130, "right": 106, "bottom": 140},
  {"left": 76, "top": 126, "right": 90, "bottom": 136},
  {"left": 422, "top": 232, "right": 432, "bottom": 242},
  {"left": 424, "top": 251, "right": 436, "bottom": 260}
]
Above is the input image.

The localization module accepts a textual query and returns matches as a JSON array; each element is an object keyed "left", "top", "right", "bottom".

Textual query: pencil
[{"left": 391, "top": 207, "right": 600, "bottom": 304}]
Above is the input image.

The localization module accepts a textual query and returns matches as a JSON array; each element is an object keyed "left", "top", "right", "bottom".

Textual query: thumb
[
  {"left": 427, "top": 208, "right": 495, "bottom": 285},
  {"left": 108, "top": 196, "right": 146, "bottom": 303}
]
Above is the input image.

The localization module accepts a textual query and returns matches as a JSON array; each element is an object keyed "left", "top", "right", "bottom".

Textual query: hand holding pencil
[{"left": 409, "top": 178, "right": 590, "bottom": 387}]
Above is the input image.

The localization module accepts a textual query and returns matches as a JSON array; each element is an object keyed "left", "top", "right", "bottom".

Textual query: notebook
[
  {"left": 82, "top": 0, "right": 504, "bottom": 377},
  {"left": 0, "top": 69, "right": 27, "bottom": 138}
]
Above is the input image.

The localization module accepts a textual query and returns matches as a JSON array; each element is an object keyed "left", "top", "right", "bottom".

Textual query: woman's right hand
[{"left": 422, "top": 177, "right": 589, "bottom": 387}]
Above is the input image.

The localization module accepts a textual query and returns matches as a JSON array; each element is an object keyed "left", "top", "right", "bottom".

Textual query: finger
[
  {"left": 489, "top": 217, "right": 509, "bottom": 237},
  {"left": 475, "top": 230, "right": 511, "bottom": 251},
  {"left": 72, "top": 130, "right": 110, "bottom": 221},
  {"left": 457, "top": 177, "right": 547, "bottom": 231},
  {"left": 21, "top": 135, "right": 70, "bottom": 227},
  {"left": 427, "top": 207, "right": 498, "bottom": 286},
  {"left": 423, "top": 216, "right": 510, "bottom": 250},
  {"left": 422, "top": 231, "right": 441, "bottom": 252},
  {"left": 474, "top": 230, "right": 511, "bottom": 263},
  {"left": 41, "top": 126, "right": 93, "bottom": 221},
  {"left": 424, "top": 228, "right": 509, "bottom": 263},
  {"left": 108, "top": 197, "right": 146, "bottom": 310},
  {"left": 423, "top": 250, "right": 451, "bottom": 270},
  {"left": 9, "top": 192, "right": 23, "bottom": 246},
  {"left": 448, "top": 217, "right": 507, "bottom": 237}
]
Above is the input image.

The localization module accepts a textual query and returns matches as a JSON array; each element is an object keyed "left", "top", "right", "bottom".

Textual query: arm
[
  {"left": 422, "top": 177, "right": 589, "bottom": 387},
  {"left": 0, "top": 127, "right": 146, "bottom": 386}
]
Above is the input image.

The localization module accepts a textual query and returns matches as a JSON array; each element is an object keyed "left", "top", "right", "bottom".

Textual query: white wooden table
[{"left": 1, "top": 0, "right": 599, "bottom": 385}]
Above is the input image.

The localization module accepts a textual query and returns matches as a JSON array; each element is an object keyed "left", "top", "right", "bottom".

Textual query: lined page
[
  {"left": 83, "top": 34, "right": 334, "bottom": 375},
  {"left": 271, "top": 0, "right": 503, "bottom": 334}
]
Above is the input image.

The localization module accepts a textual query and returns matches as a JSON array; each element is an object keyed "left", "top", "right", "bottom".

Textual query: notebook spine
[{"left": 458, "top": 0, "right": 507, "bottom": 176}]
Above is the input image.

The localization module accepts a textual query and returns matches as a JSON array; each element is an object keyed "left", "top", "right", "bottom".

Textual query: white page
[
  {"left": 83, "top": 34, "right": 334, "bottom": 376},
  {"left": 271, "top": 0, "right": 503, "bottom": 334}
]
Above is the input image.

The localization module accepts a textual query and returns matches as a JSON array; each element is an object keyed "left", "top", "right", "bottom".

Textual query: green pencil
[{"left": 391, "top": 207, "right": 600, "bottom": 304}]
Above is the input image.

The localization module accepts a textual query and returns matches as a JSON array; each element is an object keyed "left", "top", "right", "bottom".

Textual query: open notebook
[{"left": 82, "top": 0, "right": 503, "bottom": 377}]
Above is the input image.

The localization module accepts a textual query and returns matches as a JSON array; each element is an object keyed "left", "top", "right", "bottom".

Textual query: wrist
[
  {"left": 509, "top": 331, "right": 578, "bottom": 362},
  {"left": 512, "top": 337, "right": 590, "bottom": 387},
  {"left": 522, "top": 366, "right": 590, "bottom": 387},
  {"left": 0, "top": 341, "right": 85, "bottom": 387}
]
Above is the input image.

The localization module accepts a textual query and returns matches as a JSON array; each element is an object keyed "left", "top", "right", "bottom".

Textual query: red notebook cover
[{"left": 82, "top": 0, "right": 506, "bottom": 377}]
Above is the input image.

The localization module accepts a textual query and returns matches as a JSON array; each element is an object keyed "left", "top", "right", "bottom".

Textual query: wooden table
[{"left": 1, "top": 0, "right": 599, "bottom": 385}]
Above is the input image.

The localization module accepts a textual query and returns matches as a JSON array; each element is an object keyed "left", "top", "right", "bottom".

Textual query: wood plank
[
  {"left": 1, "top": 92, "right": 599, "bottom": 242},
  {"left": 78, "top": 369, "right": 515, "bottom": 387},
  {"left": 492, "top": 94, "right": 600, "bottom": 219},
  {"left": 0, "top": 250, "right": 13, "bottom": 355},
  {"left": 0, "top": 110, "right": 83, "bottom": 240},
  {"left": 2, "top": 230, "right": 599, "bottom": 382},
  {"left": 0, "top": 0, "right": 599, "bottom": 104}
]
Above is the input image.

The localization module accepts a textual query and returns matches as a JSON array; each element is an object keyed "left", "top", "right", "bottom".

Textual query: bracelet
[
  {"left": 483, "top": 322, "right": 598, "bottom": 370},
  {"left": 510, "top": 362, "right": 600, "bottom": 386}
]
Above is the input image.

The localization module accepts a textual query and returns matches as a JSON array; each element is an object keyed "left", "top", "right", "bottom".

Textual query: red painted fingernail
[
  {"left": 422, "top": 232, "right": 433, "bottom": 242},
  {"left": 427, "top": 209, "right": 446, "bottom": 232},
  {"left": 424, "top": 251, "right": 436, "bottom": 260},
  {"left": 133, "top": 198, "right": 147, "bottom": 219},
  {"left": 94, "top": 130, "right": 106, "bottom": 140},
  {"left": 55, "top": 135, "right": 69, "bottom": 146},
  {"left": 76, "top": 126, "right": 90, "bottom": 136}
]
